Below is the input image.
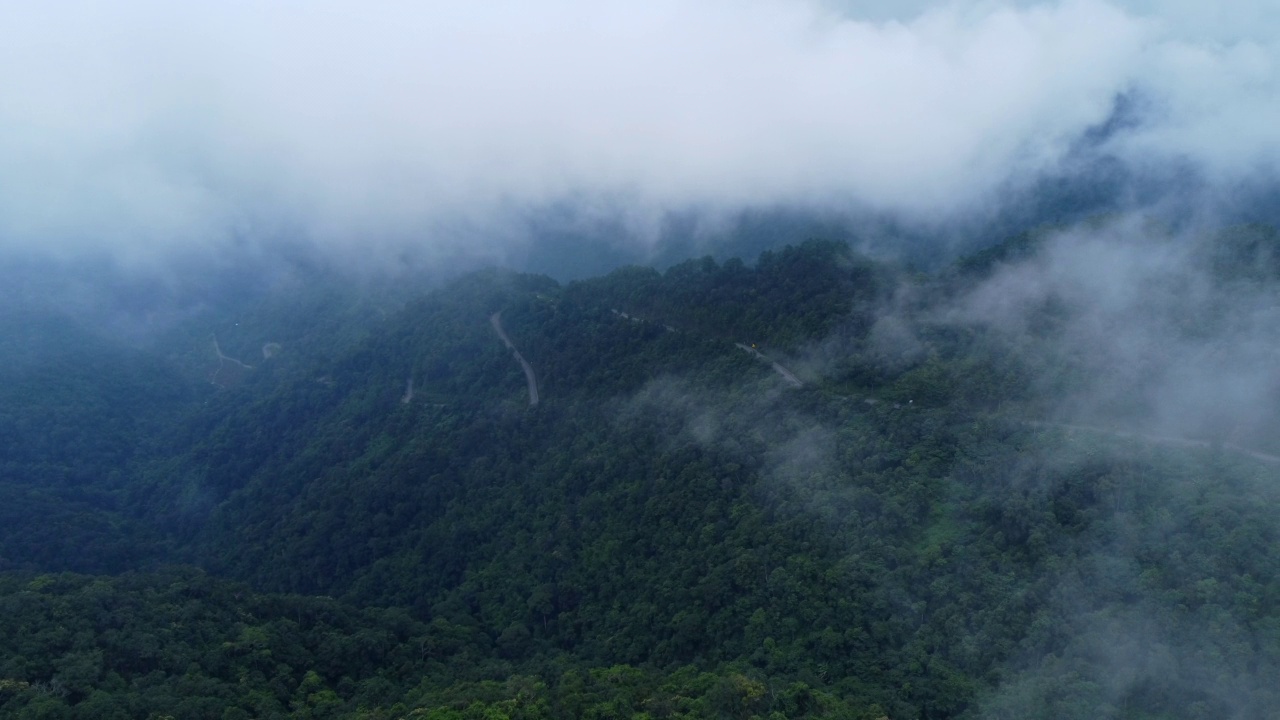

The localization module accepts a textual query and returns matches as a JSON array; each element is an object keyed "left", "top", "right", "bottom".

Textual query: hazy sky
[{"left": 1, "top": 0, "right": 1278, "bottom": 265}]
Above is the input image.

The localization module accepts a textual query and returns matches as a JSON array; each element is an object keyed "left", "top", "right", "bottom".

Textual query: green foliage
[{"left": 3, "top": 237, "right": 1280, "bottom": 718}]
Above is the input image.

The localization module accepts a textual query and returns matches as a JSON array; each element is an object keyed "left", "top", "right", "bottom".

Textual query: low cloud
[
  {"left": 950, "top": 217, "right": 1280, "bottom": 451},
  {"left": 2, "top": 1, "right": 1279, "bottom": 268}
]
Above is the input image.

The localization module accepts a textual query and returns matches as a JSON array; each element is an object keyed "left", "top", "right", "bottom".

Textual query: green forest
[{"left": 2, "top": 230, "right": 1280, "bottom": 719}]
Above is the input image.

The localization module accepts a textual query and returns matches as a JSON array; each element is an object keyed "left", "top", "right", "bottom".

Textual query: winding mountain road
[
  {"left": 490, "top": 311, "right": 540, "bottom": 406},
  {"left": 735, "top": 343, "right": 803, "bottom": 388},
  {"left": 210, "top": 334, "right": 253, "bottom": 386},
  {"left": 608, "top": 307, "right": 1279, "bottom": 465},
  {"left": 212, "top": 334, "right": 252, "bottom": 369},
  {"left": 1027, "top": 420, "right": 1280, "bottom": 465},
  {"left": 611, "top": 308, "right": 803, "bottom": 388}
]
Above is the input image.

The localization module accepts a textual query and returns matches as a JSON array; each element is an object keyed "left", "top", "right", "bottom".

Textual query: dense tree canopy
[{"left": 2, "top": 235, "right": 1279, "bottom": 718}]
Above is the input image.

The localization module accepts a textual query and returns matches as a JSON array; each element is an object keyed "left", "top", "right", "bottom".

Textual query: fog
[
  {"left": 3, "top": 0, "right": 1280, "bottom": 271},
  {"left": 608, "top": 212, "right": 1280, "bottom": 714},
  {"left": 944, "top": 219, "right": 1280, "bottom": 452}
]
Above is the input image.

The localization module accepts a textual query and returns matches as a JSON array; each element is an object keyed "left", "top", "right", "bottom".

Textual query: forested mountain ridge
[{"left": 3, "top": 233, "right": 1280, "bottom": 718}]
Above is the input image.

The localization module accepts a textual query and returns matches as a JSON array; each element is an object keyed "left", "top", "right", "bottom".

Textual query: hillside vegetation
[{"left": 2, "top": 234, "right": 1279, "bottom": 719}]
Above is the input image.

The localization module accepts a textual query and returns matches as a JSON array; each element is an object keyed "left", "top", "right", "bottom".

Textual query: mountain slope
[{"left": 2, "top": 236, "right": 1279, "bottom": 718}]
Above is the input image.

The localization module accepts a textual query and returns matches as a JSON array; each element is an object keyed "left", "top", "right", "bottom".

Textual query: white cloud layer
[{"left": 0, "top": 0, "right": 1278, "bottom": 262}]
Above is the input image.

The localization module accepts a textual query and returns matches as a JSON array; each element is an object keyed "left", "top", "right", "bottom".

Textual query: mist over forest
[{"left": 3, "top": 1, "right": 1280, "bottom": 719}]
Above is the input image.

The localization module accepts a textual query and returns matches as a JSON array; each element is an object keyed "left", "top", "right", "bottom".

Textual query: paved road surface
[
  {"left": 490, "top": 312, "right": 540, "bottom": 406},
  {"left": 1028, "top": 420, "right": 1280, "bottom": 465},
  {"left": 210, "top": 334, "right": 253, "bottom": 386},
  {"left": 735, "top": 343, "right": 803, "bottom": 388}
]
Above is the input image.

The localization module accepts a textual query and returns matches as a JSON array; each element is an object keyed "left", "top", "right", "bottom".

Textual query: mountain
[{"left": 2, "top": 234, "right": 1279, "bottom": 718}]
